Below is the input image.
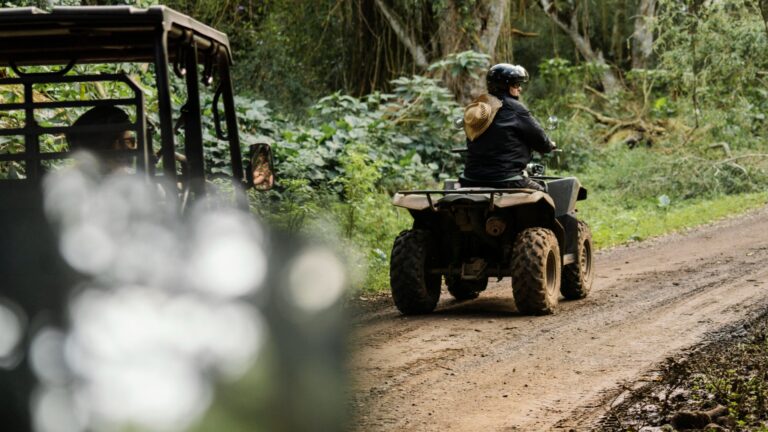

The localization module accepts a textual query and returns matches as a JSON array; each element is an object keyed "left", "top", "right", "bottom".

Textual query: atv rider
[{"left": 461, "top": 64, "right": 556, "bottom": 192}]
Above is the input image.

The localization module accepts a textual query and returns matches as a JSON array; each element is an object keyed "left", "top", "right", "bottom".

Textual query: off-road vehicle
[
  {"left": 0, "top": 6, "right": 273, "bottom": 429},
  {"left": 390, "top": 164, "right": 594, "bottom": 315}
]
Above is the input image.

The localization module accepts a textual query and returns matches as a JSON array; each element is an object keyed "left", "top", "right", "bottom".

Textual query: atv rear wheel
[
  {"left": 447, "top": 277, "right": 487, "bottom": 301},
  {"left": 390, "top": 229, "right": 441, "bottom": 314},
  {"left": 511, "top": 227, "right": 561, "bottom": 315},
  {"left": 561, "top": 220, "right": 594, "bottom": 300}
]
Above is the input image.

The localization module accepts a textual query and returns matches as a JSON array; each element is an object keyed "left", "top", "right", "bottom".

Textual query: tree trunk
[
  {"left": 538, "top": 0, "right": 621, "bottom": 94},
  {"left": 759, "top": 0, "right": 768, "bottom": 39},
  {"left": 457, "top": 0, "right": 510, "bottom": 101},
  {"left": 374, "top": 0, "right": 510, "bottom": 103},
  {"left": 632, "top": 0, "right": 657, "bottom": 69},
  {"left": 373, "top": 0, "right": 429, "bottom": 69},
  {"left": 435, "top": 2, "right": 463, "bottom": 61},
  {"left": 611, "top": 5, "right": 624, "bottom": 67},
  {"left": 434, "top": 0, "right": 512, "bottom": 61},
  {"left": 477, "top": 0, "right": 511, "bottom": 56}
]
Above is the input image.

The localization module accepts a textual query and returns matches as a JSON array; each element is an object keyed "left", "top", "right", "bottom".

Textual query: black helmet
[{"left": 486, "top": 63, "right": 529, "bottom": 95}]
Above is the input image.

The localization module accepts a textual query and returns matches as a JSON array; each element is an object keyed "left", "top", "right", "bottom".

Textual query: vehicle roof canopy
[{"left": 0, "top": 6, "right": 232, "bottom": 67}]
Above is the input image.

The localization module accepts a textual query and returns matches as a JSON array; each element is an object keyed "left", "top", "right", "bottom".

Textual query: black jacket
[{"left": 463, "top": 93, "right": 553, "bottom": 181}]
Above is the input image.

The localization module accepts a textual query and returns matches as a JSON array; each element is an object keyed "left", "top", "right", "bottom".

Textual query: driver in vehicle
[
  {"left": 251, "top": 148, "right": 275, "bottom": 190},
  {"left": 461, "top": 63, "right": 556, "bottom": 192},
  {"left": 67, "top": 105, "right": 136, "bottom": 172}
]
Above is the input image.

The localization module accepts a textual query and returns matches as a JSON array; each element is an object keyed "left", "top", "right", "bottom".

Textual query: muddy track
[{"left": 349, "top": 206, "right": 768, "bottom": 431}]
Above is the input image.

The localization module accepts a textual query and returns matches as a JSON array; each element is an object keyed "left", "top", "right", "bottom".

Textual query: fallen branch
[
  {"left": 708, "top": 142, "right": 732, "bottom": 158},
  {"left": 715, "top": 161, "right": 749, "bottom": 177},
  {"left": 706, "top": 153, "right": 768, "bottom": 179},
  {"left": 583, "top": 85, "right": 610, "bottom": 101},
  {"left": 569, "top": 104, "right": 666, "bottom": 138},
  {"left": 390, "top": 93, "right": 425, "bottom": 125},
  {"left": 570, "top": 104, "right": 622, "bottom": 125},
  {"left": 374, "top": 0, "right": 429, "bottom": 69},
  {"left": 510, "top": 28, "right": 539, "bottom": 37},
  {"left": 714, "top": 153, "right": 768, "bottom": 165}
]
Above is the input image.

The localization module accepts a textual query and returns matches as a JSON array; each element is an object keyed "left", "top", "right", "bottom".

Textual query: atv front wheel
[
  {"left": 390, "top": 229, "right": 441, "bottom": 314},
  {"left": 447, "top": 277, "right": 487, "bottom": 301},
  {"left": 561, "top": 220, "right": 594, "bottom": 300},
  {"left": 511, "top": 227, "right": 561, "bottom": 315}
]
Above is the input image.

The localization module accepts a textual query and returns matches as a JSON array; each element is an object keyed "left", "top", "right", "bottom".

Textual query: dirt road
[{"left": 349, "top": 206, "right": 768, "bottom": 431}]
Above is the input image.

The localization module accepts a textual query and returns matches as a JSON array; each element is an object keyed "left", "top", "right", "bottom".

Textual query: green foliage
[
  {"left": 583, "top": 146, "right": 766, "bottom": 202},
  {"left": 654, "top": 0, "right": 768, "bottom": 131},
  {"left": 263, "top": 74, "right": 462, "bottom": 195},
  {"left": 430, "top": 0, "right": 482, "bottom": 30},
  {"left": 239, "top": 73, "right": 463, "bottom": 291},
  {"left": 534, "top": 58, "right": 607, "bottom": 107},
  {"left": 233, "top": 72, "right": 463, "bottom": 291},
  {"left": 250, "top": 178, "right": 324, "bottom": 233},
  {"left": 221, "top": 0, "right": 346, "bottom": 114},
  {"left": 333, "top": 147, "right": 412, "bottom": 291},
  {"left": 428, "top": 50, "right": 491, "bottom": 79},
  {"left": 581, "top": 191, "right": 768, "bottom": 248},
  {"left": 335, "top": 145, "right": 381, "bottom": 238}
]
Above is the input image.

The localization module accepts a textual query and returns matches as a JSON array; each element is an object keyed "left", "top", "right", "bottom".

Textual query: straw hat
[{"left": 463, "top": 94, "right": 502, "bottom": 141}]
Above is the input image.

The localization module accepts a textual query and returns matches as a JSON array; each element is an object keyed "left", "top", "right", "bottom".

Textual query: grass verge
[{"left": 581, "top": 191, "right": 768, "bottom": 249}]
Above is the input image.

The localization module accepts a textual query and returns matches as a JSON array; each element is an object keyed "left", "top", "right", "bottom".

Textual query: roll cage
[{"left": 0, "top": 5, "right": 247, "bottom": 204}]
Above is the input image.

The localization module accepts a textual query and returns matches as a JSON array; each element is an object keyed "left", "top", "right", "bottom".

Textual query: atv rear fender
[
  {"left": 539, "top": 177, "right": 587, "bottom": 217},
  {"left": 392, "top": 189, "right": 565, "bottom": 255},
  {"left": 392, "top": 189, "right": 555, "bottom": 212}
]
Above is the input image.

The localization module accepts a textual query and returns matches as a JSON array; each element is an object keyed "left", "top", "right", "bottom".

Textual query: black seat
[{"left": 458, "top": 175, "right": 545, "bottom": 190}]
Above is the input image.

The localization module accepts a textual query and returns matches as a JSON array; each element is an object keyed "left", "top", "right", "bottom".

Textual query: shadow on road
[{"left": 433, "top": 297, "right": 520, "bottom": 318}]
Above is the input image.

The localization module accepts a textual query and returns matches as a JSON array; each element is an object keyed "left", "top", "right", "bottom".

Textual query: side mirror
[
  {"left": 247, "top": 143, "right": 275, "bottom": 191},
  {"left": 526, "top": 162, "right": 546, "bottom": 177},
  {"left": 546, "top": 115, "right": 559, "bottom": 131}
]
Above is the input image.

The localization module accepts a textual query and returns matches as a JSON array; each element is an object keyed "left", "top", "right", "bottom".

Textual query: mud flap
[
  {"left": 546, "top": 177, "right": 582, "bottom": 217},
  {"left": 557, "top": 212, "right": 580, "bottom": 257}
]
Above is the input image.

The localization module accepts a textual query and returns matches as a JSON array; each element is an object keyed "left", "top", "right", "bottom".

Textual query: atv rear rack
[
  {"left": 396, "top": 189, "right": 532, "bottom": 195},
  {"left": 394, "top": 188, "right": 536, "bottom": 212}
]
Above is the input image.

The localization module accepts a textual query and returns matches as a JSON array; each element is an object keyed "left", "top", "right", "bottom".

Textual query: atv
[{"left": 389, "top": 162, "right": 594, "bottom": 315}]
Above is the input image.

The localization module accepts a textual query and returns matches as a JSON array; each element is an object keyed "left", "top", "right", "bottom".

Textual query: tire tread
[
  {"left": 390, "top": 229, "right": 441, "bottom": 314},
  {"left": 511, "top": 227, "right": 561, "bottom": 315},
  {"left": 561, "top": 221, "right": 594, "bottom": 300}
]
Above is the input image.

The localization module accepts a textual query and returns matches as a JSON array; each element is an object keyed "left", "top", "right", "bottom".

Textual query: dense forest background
[
  {"left": 6, "top": 0, "right": 768, "bottom": 293},
  {"left": 211, "top": 0, "right": 768, "bottom": 291}
]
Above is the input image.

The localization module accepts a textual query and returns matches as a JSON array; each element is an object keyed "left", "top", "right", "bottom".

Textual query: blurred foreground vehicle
[
  {"left": 0, "top": 6, "right": 345, "bottom": 432},
  {"left": 0, "top": 5, "right": 274, "bottom": 196}
]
